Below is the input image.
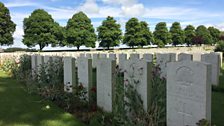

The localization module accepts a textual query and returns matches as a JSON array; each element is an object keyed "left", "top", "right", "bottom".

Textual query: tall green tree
[
  {"left": 195, "top": 25, "right": 212, "bottom": 45},
  {"left": 23, "top": 9, "right": 63, "bottom": 50},
  {"left": 139, "top": 21, "right": 154, "bottom": 47},
  {"left": 123, "top": 18, "right": 141, "bottom": 48},
  {"left": 208, "top": 26, "right": 221, "bottom": 44},
  {"left": 153, "top": 22, "right": 171, "bottom": 47},
  {"left": 220, "top": 32, "right": 224, "bottom": 41},
  {"left": 123, "top": 18, "right": 152, "bottom": 48},
  {"left": 66, "top": 11, "right": 96, "bottom": 50},
  {"left": 0, "top": 2, "right": 16, "bottom": 46},
  {"left": 97, "top": 16, "right": 122, "bottom": 49},
  {"left": 170, "top": 22, "right": 184, "bottom": 46},
  {"left": 184, "top": 25, "right": 196, "bottom": 46}
]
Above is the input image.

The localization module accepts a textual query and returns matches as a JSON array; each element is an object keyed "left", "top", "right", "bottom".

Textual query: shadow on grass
[{"left": 0, "top": 74, "right": 84, "bottom": 126}]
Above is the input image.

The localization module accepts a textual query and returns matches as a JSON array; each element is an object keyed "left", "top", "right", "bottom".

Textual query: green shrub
[
  {"left": 196, "top": 119, "right": 211, "bottom": 126},
  {"left": 12, "top": 55, "right": 31, "bottom": 80},
  {"left": 90, "top": 64, "right": 166, "bottom": 126},
  {"left": 0, "top": 58, "right": 18, "bottom": 75},
  {"left": 215, "top": 40, "right": 224, "bottom": 52}
]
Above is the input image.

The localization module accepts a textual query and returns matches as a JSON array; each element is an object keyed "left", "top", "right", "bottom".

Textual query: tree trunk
[
  {"left": 77, "top": 46, "right": 80, "bottom": 51},
  {"left": 107, "top": 46, "right": 110, "bottom": 50},
  {"left": 39, "top": 44, "right": 44, "bottom": 51},
  {"left": 187, "top": 43, "right": 190, "bottom": 47}
]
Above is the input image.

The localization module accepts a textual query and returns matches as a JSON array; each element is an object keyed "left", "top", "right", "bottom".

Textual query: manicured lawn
[
  {"left": 212, "top": 91, "right": 224, "bottom": 125},
  {"left": 212, "top": 63, "right": 224, "bottom": 126},
  {"left": 0, "top": 72, "right": 84, "bottom": 126}
]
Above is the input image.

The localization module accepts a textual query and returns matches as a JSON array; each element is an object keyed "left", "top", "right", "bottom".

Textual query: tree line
[{"left": 1, "top": 2, "right": 224, "bottom": 50}]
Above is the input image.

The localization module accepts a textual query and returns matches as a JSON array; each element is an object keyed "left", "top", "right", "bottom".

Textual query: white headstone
[
  {"left": 201, "top": 53, "right": 220, "bottom": 85},
  {"left": 97, "top": 59, "right": 116, "bottom": 112},
  {"left": 156, "top": 53, "right": 176, "bottom": 78},
  {"left": 118, "top": 54, "right": 127, "bottom": 72},
  {"left": 63, "top": 57, "right": 76, "bottom": 93},
  {"left": 178, "top": 53, "right": 193, "bottom": 61},
  {"left": 109, "top": 54, "right": 116, "bottom": 60},
  {"left": 31, "top": 55, "right": 37, "bottom": 76},
  {"left": 80, "top": 53, "right": 85, "bottom": 58},
  {"left": 143, "top": 53, "right": 153, "bottom": 62},
  {"left": 92, "top": 53, "right": 99, "bottom": 68},
  {"left": 77, "top": 58, "right": 93, "bottom": 100},
  {"left": 86, "top": 54, "right": 92, "bottom": 59},
  {"left": 124, "top": 59, "right": 153, "bottom": 111},
  {"left": 211, "top": 52, "right": 223, "bottom": 69},
  {"left": 170, "top": 53, "right": 177, "bottom": 61},
  {"left": 99, "top": 53, "right": 107, "bottom": 58},
  {"left": 36, "top": 55, "right": 44, "bottom": 71},
  {"left": 129, "top": 53, "right": 140, "bottom": 60},
  {"left": 167, "top": 61, "right": 211, "bottom": 126},
  {"left": 44, "top": 56, "right": 52, "bottom": 64}
]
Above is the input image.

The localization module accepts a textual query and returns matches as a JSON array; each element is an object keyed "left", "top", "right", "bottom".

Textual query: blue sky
[{"left": 1, "top": 0, "right": 224, "bottom": 50}]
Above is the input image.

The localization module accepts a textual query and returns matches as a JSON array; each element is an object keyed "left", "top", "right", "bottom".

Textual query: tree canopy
[
  {"left": 153, "top": 22, "right": 171, "bottom": 47},
  {"left": 123, "top": 18, "right": 153, "bottom": 48},
  {"left": 123, "top": 18, "right": 140, "bottom": 47},
  {"left": 138, "top": 21, "right": 154, "bottom": 47},
  {"left": 208, "top": 26, "right": 221, "bottom": 44},
  {"left": 66, "top": 11, "right": 96, "bottom": 50},
  {"left": 184, "top": 25, "right": 196, "bottom": 46},
  {"left": 195, "top": 25, "right": 212, "bottom": 45},
  {"left": 23, "top": 9, "right": 62, "bottom": 50},
  {"left": 97, "top": 16, "right": 122, "bottom": 49},
  {"left": 170, "top": 22, "right": 184, "bottom": 46},
  {"left": 0, "top": 2, "right": 16, "bottom": 46}
]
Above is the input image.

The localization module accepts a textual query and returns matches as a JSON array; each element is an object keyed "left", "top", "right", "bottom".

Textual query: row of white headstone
[{"left": 31, "top": 52, "right": 222, "bottom": 126}]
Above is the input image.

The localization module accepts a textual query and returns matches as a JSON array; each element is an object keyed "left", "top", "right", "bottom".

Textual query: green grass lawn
[
  {"left": 212, "top": 63, "right": 224, "bottom": 126},
  {"left": 0, "top": 72, "right": 84, "bottom": 126}
]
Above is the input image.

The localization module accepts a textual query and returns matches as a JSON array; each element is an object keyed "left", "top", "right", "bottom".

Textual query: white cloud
[
  {"left": 143, "top": 7, "right": 222, "bottom": 21},
  {"left": 5, "top": 2, "right": 38, "bottom": 8},
  {"left": 79, "top": 0, "right": 99, "bottom": 14},
  {"left": 214, "top": 23, "right": 224, "bottom": 31},
  {"left": 13, "top": 25, "right": 24, "bottom": 40},
  {"left": 102, "top": 0, "right": 145, "bottom": 17},
  {"left": 121, "top": 3, "right": 145, "bottom": 17},
  {"left": 102, "top": 0, "right": 137, "bottom": 6}
]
